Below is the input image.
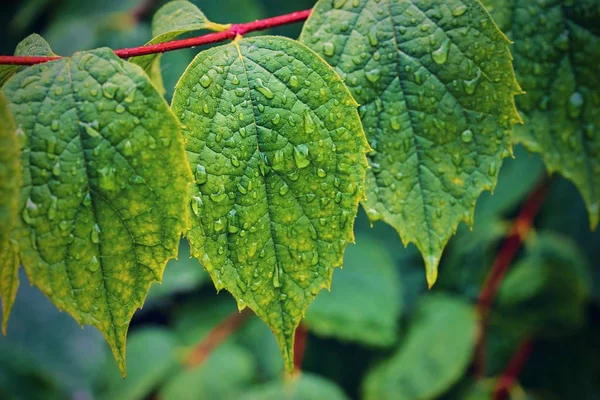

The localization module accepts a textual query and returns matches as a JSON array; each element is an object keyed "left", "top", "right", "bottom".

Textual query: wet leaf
[
  {"left": 0, "top": 92, "right": 21, "bottom": 334},
  {"left": 171, "top": 36, "right": 370, "bottom": 372},
  {"left": 2, "top": 48, "right": 193, "bottom": 376},
  {"left": 482, "top": 0, "right": 600, "bottom": 229},
  {"left": 300, "top": 0, "right": 521, "bottom": 286},
  {"left": 363, "top": 294, "right": 477, "bottom": 400}
]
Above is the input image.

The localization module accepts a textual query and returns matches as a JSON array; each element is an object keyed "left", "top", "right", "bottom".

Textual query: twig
[
  {"left": 293, "top": 324, "right": 308, "bottom": 373},
  {"left": 473, "top": 180, "right": 548, "bottom": 378},
  {"left": 0, "top": 9, "right": 312, "bottom": 65},
  {"left": 493, "top": 338, "right": 534, "bottom": 400},
  {"left": 185, "top": 308, "right": 253, "bottom": 368}
]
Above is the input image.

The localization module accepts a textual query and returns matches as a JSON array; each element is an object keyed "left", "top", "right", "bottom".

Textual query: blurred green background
[{"left": 1, "top": 1, "right": 599, "bottom": 399}]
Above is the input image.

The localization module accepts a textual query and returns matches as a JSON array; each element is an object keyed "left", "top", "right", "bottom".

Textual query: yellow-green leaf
[
  {"left": 300, "top": 0, "right": 522, "bottom": 286},
  {"left": 129, "top": 0, "right": 229, "bottom": 91},
  {"left": 0, "top": 92, "right": 21, "bottom": 335},
  {"left": 171, "top": 36, "right": 370, "bottom": 372},
  {"left": 2, "top": 48, "right": 193, "bottom": 376},
  {"left": 482, "top": 0, "right": 600, "bottom": 229}
]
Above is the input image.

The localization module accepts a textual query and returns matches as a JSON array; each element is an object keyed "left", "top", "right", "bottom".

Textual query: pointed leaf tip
[
  {"left": 301, "top": 0, "right": 519, "bottom": 286},
  {"left": 425, "top": 255, "right": 439, "bottom": 289},
  {"left": 172, "top": 36, "right": 369, "bottom": 371},
  {"left": 3, "top": 49, "right": 192, "bottom": 376}
]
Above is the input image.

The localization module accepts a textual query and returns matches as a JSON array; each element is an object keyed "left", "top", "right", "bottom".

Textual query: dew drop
[
  {"left": 199, "top": 74, "right": 213, "bottom": 88},
  {"left": 272, "top": 265, "right": 281, "bottom": 288},
  {"left": 461, "top": 129, "right": 474, "bottom": 143},
  {"left": 91, "top": 224, "right": 101, "bottom": 244},
  {"left": 368, "top": 26, "right": 379, "bottom": 47},
  {"left": 123, "top": 140, "right": 134, "bottom": 156},
  {"left": 51, "top": 120, "right": 59, "bottom": 131},
  {"left": 279, "top": 184, "right": 289, "bottom": 196},
  {"left": 568, "top": 92, "right": 584, "bottom": 119},
  {"left": 304, "top": 111, "right": 316, "bottom": 134},
  {"left": 210, "top": 185, "right": 228, "bottom": 203},
  {"left": 289, "top": 75, "right": 299, "bottom": 88},
  {"left": 453, "top": 4, "right": 468, "bottom": 16},
  {"left": 256, "top": 78, "right": 275, "bottom": 99},
  {"left": 432, "top": 39, "right": 450, "bottom": 65},
  {"left": 365, "top": 68, "right": 381, "bottom": 83},
  {"left": 123, "top": 87, "right": 136, "bottom": 103},
  {"left": 293, "top": 144, "right": 310, "bottom": 169},
  {"left": 52, "top": 162, "right": 61, "bottom": 177},
  {"left": 191, "top": 196, "right": 203, "bottom": 216},
  {"left": 195, "top": 165, "right": 208, "bottom": 184},
  {"left": 98, "top": 166, "right": 116, "bottom": 191},
  {"left": 89, "top": 256, "right": 100, "bottom": 272},
  {"left": 323, "top": 42, "right": 336, "bottom": 56}
]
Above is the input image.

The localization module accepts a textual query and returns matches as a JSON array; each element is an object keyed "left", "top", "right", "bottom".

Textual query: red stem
[
  {"left": 493, "top": 338, "right": 534, "bottom": 400},
  {"left": 473, "top": 180, "right": 547, "bottom": 378},
  {"left": 293, "top": 324, "right": 308, "bottom": 373},
  {"left": 0, "top": 9, "right": 312, "bottom": 66},
  {"left": 185, "top": 308, "right": 252, "bottom": 368}
]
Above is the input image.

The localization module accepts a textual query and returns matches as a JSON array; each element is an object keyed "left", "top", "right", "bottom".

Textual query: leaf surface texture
[
  {"left": 300, "top": 0, "right": 521, "bottom": 285},
  {"left": 3, "top": 48, "right": 193, "bottom": 375},
  {"left": 171, "top": 36, "right": 370, "bottom": 371}
]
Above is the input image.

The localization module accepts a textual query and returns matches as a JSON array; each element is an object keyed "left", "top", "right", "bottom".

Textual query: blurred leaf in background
[{"left": 304, "top": 236, "right": 403, "bottom": 347}]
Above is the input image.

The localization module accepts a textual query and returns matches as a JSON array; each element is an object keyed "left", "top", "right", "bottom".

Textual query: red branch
[
  {"left": 493, "top": 338, "right": 534, "bottom": 400},
  {"left": 293, "top": 324, "right": 309, "bottom": 373},
  {"left": 473, "top": 180, "right": 548, "bottom": 378},
  {"left": 0, "top": 9, "right": 312, "bottom": 66},
  {"left": 185, "top": 308, "right": 252, "bottom": 368}
]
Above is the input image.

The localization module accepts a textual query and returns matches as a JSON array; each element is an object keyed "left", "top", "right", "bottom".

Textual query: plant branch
[
  {"left": 185, "top": 308, "right": 253, "bottom": 368},
  {"left": 473, "top": 180, "right": 548, "bottom": 378},
  {"left": 293, "top": 324, "right": 308, "bottom": 373},
  {"left": 493, "top": 338, "right": 534, "bottom": 400},
  {"left": 0, "top": 9, "right": 312, "bottom": 66}
]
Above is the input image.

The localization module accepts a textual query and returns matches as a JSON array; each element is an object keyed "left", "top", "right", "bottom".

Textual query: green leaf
[
  {"left": 481, "top": 0, "right": 600, "bottom": 229},
  {"left": 171, "top": 36, "right": 370, "bottom": 372},
  {"left": 0, "top": 33, "right": 56, "bottom": 87},
  {"left": 300, "top": 0, "right": 522, "bottom": 286},
  {"left": 362, "top": 294, "right": 477, "bottom": 400},
  {"left": 496, "top": 233, "right": 591, "bottom": 335},
  {"left": 304, "top": 235, "right": 402, "bottom": 347},
  {"left": 97, "top": 328, "right": 178, "bottom": 400},
  {"left": 0, "top": 92, "right": 22, "bottom": 335},
  {"left": 159, "top": 344, "right": 256, "bottom": 400},
  {"left": 2, "top": 48, "right": 193, "bottom": 376},
  {"left": 239, "top": 373, "right": 350, "bottom": 400},
  {"left": 130, "top": 0, "right": 229, "bottom": 91}
]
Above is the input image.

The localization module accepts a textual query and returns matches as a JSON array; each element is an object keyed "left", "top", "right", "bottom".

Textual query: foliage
[
  {"left": 0, "top": 0, "right": 598, "bottom": 398},
  {"left": 300, "top": 0, "right": 522, "bottom": 287}
]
